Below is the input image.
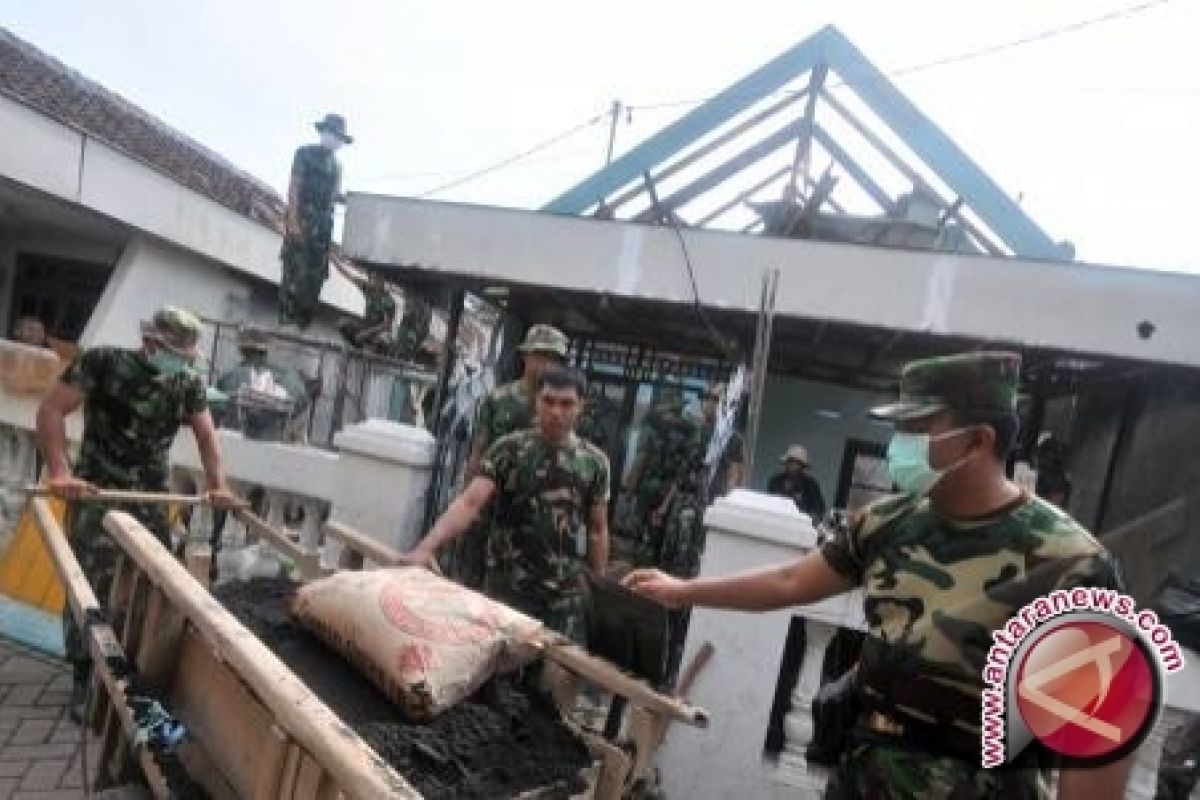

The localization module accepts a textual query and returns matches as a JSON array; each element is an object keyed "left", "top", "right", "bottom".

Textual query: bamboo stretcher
[{"left": 30, "top": 500, "right": 708, "bottom": 798}]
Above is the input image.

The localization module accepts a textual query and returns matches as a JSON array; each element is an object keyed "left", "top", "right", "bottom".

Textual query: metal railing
[{"left": 199, "top": 320, "right": 438, "bottom": 448}]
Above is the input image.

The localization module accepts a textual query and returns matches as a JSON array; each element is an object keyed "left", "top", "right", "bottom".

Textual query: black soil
[{"left": 214, "top": 578, "right": 591, "bottom": 800}]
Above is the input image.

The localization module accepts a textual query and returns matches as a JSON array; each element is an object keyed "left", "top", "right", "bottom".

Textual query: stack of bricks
[{"left": 0, "top": 637, "right": 99, "bottom": 798}]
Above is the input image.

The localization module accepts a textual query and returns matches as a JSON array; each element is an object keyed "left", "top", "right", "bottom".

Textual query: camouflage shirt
[
  {"left": 821, "top": 492, "right": 1122, "bottom": 793},
  {"left": 64, "top": 347, "right": 207, "bottom": 490},
  {"left": 289, "top": 144, "right": 340, "bottom": 244},
  {"left": 480, "top": 429, "right": 610, "bottom": 630},
  {"left": 362, "top": 283, "right": 397, "bottom": 327},
  {"left": 633, "top": 409, "right": 701, "bottom": 510},
  {"left": 475, "top": 380, "right": 535, "bottom": 454}
]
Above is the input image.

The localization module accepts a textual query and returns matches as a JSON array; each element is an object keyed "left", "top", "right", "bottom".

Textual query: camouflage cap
[
  {"left": 237, "top": 326, "right": 271, "bottom": 352},
  {"left": 870, "top": 351, "right": 1021, "bottom": 421},
  {"left": 140, "top": 306, "right": 202, "bottom": 359},
  {"left": 517, "top": 324, "right": 569, "bottom": 358}
]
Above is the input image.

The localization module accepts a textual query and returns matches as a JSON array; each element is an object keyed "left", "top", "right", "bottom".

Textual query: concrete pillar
[
  {"left": 656, "top": 490, "right": 865, "bottom": 800},
  {"left": 331, "top": 419, "right": 435, "bottom": 553}
]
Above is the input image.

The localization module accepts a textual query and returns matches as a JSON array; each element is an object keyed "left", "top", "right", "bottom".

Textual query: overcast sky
[{"left": 5, "top": 0, "right": 1197, "bottom": 271}]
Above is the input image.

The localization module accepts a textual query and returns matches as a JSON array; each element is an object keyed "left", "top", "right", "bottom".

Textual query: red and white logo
[{"left": 1014, "top": 617, "right": 1158, "bottom": 761}]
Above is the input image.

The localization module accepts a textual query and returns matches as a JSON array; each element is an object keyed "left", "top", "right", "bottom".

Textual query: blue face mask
[
  {"left": 886, "top": 429, "right": 971, "bottom": 497},
  {"left": 148, "top": 350, "right": 194, "bottom": 378}
]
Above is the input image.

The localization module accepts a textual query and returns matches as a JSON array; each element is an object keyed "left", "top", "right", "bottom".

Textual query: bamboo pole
[
  {"left": 234, "top": 509, "right": 321, "bottom": 579},
  {"left": 101, "top": 510, "right": 419, "bottom": 800},
  {"left": 25, "top": 485, "right": 248, "bottom": 508},
  {"left": 29, "top": 499, "right": 172, "bottom": 799}
]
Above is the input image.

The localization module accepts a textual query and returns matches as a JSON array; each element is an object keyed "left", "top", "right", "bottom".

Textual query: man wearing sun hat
[
  {"left": 624, "top": 351, "right": 1128, "bottom": 799},
  {"left": 36, "top": 305, "right": 238, "bottom": 718},
  {"left": 279, "top": 112, "right": 353, "bottom": 330},
  {"left": 767, "top": 442, "right": 826, "bottom": 520}
]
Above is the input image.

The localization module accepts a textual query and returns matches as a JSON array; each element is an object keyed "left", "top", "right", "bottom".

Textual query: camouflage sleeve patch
[
  {"left": 182, "top": 374, "right": 208, "bottom": 418},
  {"left": 480, "top": 432, "right": 517, "bottom": 484},
  {"left": 590, "top": 447, "right": 611, "bottom": 506},
  {"left": 61, "top": 347, "right": 110, "bottom": 395},
  {"left": 820, "top": 518, "right": 864, "bottom": 584}
]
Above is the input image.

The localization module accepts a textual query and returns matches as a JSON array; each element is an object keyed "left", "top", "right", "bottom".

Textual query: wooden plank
[
  {"left": 279, "top": 744, "right": 302, "bottom": 800},
  {"left": 321, "top": 521, "right": 401, "bottom": 568},
  {"left": 28, "top": 498, "right": 173, "bottom": 800},
  {"left": 235, "top": 509, "right": 321, "bottom": 579},
  {"left": 173, "top": 631, "right": 281, "bottom": 799},
  {"left": 185, "top": 543, "right": 213, "bottom": 589},
  {"left": 295, "top": 753, "right": 323, "bottom": 800},
  {"left": 135, "top": 586, "right": 185, "bottom": 692},
  {"left": 538, "top": 639, "right": 709, "bottom": 728},
  {"left": 253, "top": 725, "right": 290, "bottom": 800},
  {"left": 104, "top": 511, "right": 417, "bottom": 800},
  {"left": 25, "top": 485, "right": 244, "bottom": 507}
]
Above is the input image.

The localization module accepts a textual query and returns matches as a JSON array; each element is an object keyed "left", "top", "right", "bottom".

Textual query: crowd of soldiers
[{"left": 27, "top": 108, "right": 1138, "bottom": 799}]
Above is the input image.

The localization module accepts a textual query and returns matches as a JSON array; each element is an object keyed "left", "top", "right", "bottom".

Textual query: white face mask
[{"left": 319, "top": 131, "right": 345, "bottom": 151}]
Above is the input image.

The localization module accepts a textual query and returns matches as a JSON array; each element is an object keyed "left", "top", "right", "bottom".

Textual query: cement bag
[{"left": 292, "top": 567, "right": 544, "bottom": 719}]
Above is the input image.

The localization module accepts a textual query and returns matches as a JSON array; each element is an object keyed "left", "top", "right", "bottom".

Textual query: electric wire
[
  {"left": 413, "top": 114, "right": 605, "bottom": 198},
  {"left": 628, "top": 0, "right": 1171, "bottom": 113}
]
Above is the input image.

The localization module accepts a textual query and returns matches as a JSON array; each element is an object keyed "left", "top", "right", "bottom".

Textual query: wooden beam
[
  {"left": 694, "top": 165, "right": 790, "bottom": 228},
  {"left": 605, "top": 89, "right": 808, "bottom": 214},
  {"left": 29, "top": 499, "right": 172, "bottom": 799},
  {"left": 785, "top": 64, "right": 827, "bottom": 200},
  {"left": 633, "top": 117, "right": 806, "bottom": 223},
  {"left": 101, "top": 510, "right": 421, "bottom": 800},
  {"left": 232, "top": 509, "right": 320, "bottom": 579},
  {"left": 819, "top": 89, "right": 1004, "bottom": 255}
]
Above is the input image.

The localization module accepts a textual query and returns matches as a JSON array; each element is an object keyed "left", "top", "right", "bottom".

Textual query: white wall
[
  {"left": 81, "top": 236, "right": 251, "bottom": 348},
  {"left": 751, "top": 375, "right": 892, "bottom": 505}
]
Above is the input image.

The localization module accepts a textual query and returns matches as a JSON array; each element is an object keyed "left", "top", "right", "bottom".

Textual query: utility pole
[{"left": 604, "top": 99, "right": 623, "bottom": 167}]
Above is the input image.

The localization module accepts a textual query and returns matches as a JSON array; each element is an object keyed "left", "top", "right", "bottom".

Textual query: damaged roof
[{"left": 0, "top": 27, "right": 286, "bottom": 233}]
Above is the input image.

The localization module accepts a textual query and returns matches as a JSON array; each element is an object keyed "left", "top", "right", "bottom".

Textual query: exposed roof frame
[{"left": 543, "top": 25, "right": 1065, "bottom": 260}]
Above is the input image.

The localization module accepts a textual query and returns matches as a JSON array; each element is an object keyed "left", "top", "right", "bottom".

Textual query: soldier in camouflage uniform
[
  {"left": 36, "top": 307, "right": 238, "bottom": 717},
  {"left": 626, "top": 352, "right": 1129, "bottom": 799},
  {"left": 335, "top": 261, "right": 396, "bottom": 349},
  {"left": 624, "top": 385, "right": 702, "bottom": 568},
  {"left": 279, "top": 113, "right": 351, "bottom": 330},
  {"left": 386, "top": 290, "right": 434, "bottom": 362},
  {"left": 453, "top": 325, "right": 569, "bottom": 587},
  {"left": 403, "top": 366, "right": 610, "bottom": 643},
  {"left": 658, "top": 383, "right": 744, "bottom": 579}
]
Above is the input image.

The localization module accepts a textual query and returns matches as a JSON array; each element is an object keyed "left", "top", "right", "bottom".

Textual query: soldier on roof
[{"left": 279, "top": 113, "right": 351, "bottom": 331}]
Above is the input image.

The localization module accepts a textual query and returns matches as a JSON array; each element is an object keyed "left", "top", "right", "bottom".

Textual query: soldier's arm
[
  {"left": 188, "top": 410, "right": 237, "bottom": 508},
  {"left": 285, "top": 157, "right": 302, "bottom": 238},
  {"left": 624, "top": 550, "right": 853, "bottom": 612},
  {"left": 404, "top": 476, "right": 497, "bottom": 565},
  {"left": 1057, "top": 755, "right": 1131, "bottom": 800},
  {"left": 586, "top": 502, "right": 609, "bottom": 574},
  {"left": 35, "top": 382, "right": 95, "bottom": 498}
]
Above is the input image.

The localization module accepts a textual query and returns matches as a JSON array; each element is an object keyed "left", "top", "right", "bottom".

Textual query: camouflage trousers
[
  {"left": 633, "top": 505, "right": 668, "bottom": 569},
  {"left": 658, "top": 491, "right": 706, "bottom": 579},
  {"left": 484, "top": 571, "right": 588, "bottom": 645},
  {"left": 278, "top": 240, "right": 329, "bottom": 329},
  {"left": 65, "top": 501, "right": 170, "bottom": 686},
  {"left": 824, "top": 734, "right": 1050, "bottom": 800}
]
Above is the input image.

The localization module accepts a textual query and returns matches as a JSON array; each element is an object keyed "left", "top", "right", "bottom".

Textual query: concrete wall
[
  {"left": 1067, "top": 376, "right": 1200, "bottom": 598},
  {"left": 751, "top": 375, "right": 891, "bottom": 504},
  {"left": 344, "top": 194, "right": 1200, "bottom": 369},
  {"left": 81, "top": 236, "right": 251, "bottom": 348}
]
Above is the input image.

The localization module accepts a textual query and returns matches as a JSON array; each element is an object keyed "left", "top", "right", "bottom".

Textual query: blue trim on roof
[{"left": 543, "top": 26, "right": 1064, "bottom": 260}]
